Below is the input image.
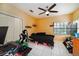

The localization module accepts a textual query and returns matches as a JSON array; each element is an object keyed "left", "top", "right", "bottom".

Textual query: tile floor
[{"left": 28, "top": 41, "right": 72, "bottom": 56}]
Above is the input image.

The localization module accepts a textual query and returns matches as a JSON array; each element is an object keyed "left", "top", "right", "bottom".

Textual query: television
[{"left": 0, "top": 26, "right": 8, "bottom": 45}]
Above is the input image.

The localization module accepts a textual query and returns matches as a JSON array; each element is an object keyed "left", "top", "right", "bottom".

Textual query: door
[{"left": 13, "top": 18, "right": 23, "bottom": 41}]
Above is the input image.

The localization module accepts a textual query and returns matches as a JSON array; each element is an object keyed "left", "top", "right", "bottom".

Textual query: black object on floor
[
  {"left": 29, "top": 32, "right": 54, "bottom": 47},
  {"left": 17, "top": 46, "right": 32, "bottom": 56},
  {"left": 63, "top": 37, "right": 73, "bottom": 54},
  {"left": 0, "top": 42, "right": 17, "bottom": 56}
]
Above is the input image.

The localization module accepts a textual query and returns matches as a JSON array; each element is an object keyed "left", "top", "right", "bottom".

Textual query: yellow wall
[
  {"left": 35, "top": 14, "right": 72, "bottom": 35},
  {"left": 35, "top": 19, "right": 54, "bottom": 35}
]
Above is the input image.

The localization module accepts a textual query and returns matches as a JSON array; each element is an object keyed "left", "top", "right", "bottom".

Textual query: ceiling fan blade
[
  {"left": 39, "top": 12, "right": 46, "bottom": 15},
  {"left": 48, "top": 3, "right": 56, "bottom": 11},
  {"left": 38, "top": 7, "right": 46, "bottom": 11},
  {"left": 49, "top": 11, "right": 58, "bottom": 13}
]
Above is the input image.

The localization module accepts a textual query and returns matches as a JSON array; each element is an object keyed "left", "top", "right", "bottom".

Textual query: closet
[{"left": 0, "top": 13, "right": 23, "bottom": 44}]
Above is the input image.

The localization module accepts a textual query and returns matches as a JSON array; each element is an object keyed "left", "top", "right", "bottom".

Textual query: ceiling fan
[{"left": 38, "top": 3, "right": 58, "bottom": 16}]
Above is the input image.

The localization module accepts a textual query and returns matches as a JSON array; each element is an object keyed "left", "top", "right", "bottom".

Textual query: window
[{"left": 54, "top": 22, "right": 67, "bottom": 35}]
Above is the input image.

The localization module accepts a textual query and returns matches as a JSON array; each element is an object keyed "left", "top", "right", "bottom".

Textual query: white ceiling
[{"left": 12, "top": 3, "right": 79, "bottom": 18}]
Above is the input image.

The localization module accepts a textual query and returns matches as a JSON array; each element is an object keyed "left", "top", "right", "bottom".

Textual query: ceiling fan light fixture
[
  {"left": 46, "top": 14, "right": 49, "bottom": 16},
  {"left": 45, "top": 11, "right": 49, "bottom": 14}
]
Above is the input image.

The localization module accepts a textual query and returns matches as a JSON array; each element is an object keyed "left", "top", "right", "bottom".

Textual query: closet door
[
  {"left": 0, "top": 14, "right": 14, "bottom": 43},
  {"left": 13, "top": 18, "right": 23, "bottom": 41}
]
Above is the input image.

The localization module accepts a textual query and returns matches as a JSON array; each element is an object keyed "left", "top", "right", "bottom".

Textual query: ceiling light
[{"left": 45, "top": 11, "right": 49, "bottom": 14}]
